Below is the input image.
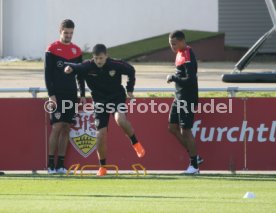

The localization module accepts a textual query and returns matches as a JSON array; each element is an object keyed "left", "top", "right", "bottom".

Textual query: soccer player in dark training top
[
  {"left": 64, "top": 44, "right": 145, "bottom": 176},
  {"left": 167, "top": 30, "right": 203, "bottom": 174},
  {"left": 45, "top": 19, "right": 86, "bottom": 174}
]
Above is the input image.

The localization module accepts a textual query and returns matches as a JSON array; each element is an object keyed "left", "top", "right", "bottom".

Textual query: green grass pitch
[{"left": 0, "top": 173, "right": 276, "bottom": 213}]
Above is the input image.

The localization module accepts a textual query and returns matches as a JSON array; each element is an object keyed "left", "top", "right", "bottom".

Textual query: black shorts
[
  {"left": 50, "top": 93, "right": 78, "bottom": 125},
  {"left": 169, "top": 99, "right": 196, "bottom": 129},
  {"left": 93, "top": 96, "right": 127, "bottom": 130}
]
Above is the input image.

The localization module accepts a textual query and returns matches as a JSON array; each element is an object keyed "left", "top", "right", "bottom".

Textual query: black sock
[
  {"left": 190, "top": 156, "right": 198, "bottom": 169},
  {"left": 129, "top": 134, "right": 138, "bottom": 145},
  {"left": 99, "top": 159, "right": 106, "bottom": 166},
  {"left": 56, "top": 156, "right": 65, "bottom": 169},
  {"left": 48, "top": 155, "right": 55, "bottom": 169}
]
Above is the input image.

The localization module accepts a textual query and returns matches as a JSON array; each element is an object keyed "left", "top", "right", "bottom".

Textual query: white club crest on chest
[
  {"left": 71, "top": 48, "right": 77, "bottom": 55},
  {"left": 109, "top": 70, "right": 116, "bottom": 77}
]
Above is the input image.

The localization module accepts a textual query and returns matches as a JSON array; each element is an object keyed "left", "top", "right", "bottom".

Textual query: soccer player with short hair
[
  {"left": 64, "top": 44, "right": 145, "bottom": 176},
  {"left": 167, "top": 30, "right": 203, "bottom": 174},
  {"left": 45, "top": 19, "right": 86, "bottom": 174}
]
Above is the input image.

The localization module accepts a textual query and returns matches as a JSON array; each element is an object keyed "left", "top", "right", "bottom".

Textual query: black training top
[
  {"left": 171, "top": 46, "right": 198, "bottom": 104},
  {"left": 44, "top": 40, "right": 85, "bottom": 97},
  {"left": 68, "top": 58, "right": 136, "bottom": 103}
]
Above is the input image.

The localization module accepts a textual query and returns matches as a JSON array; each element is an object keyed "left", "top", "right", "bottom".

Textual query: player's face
[
  {"left": 60, "top": 28, "right": 74, "bottom": 44},
  {"left": 169, "top": 37, "right": 185, "bottom": 53},
  {"left": 93, "top": 53, "right": 108, "bottom": 68}
]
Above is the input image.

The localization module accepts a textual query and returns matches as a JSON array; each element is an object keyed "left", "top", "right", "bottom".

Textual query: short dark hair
[
  {"left": 92, "top": 44, "right": 107, "bottom": 55},
  {"left": 60, "top": 19, "right": 75, "bottom": 29},
  {"left": 169, "top": 30, "right": 185, "bottom": 40}
]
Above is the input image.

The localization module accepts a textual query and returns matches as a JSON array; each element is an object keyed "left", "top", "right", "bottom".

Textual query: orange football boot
[
  {"left": 97, "top": 167, "right": 107, "bottom": 176},
  {"left": 132, "top": 142, "right": 145, "bottom": 158}
]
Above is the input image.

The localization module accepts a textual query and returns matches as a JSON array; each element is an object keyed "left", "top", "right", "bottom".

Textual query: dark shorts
[
  {"left": 93, "top": 96, "right": 127, "bottom": 130},
  {"left": 168, "top": 99, "right": 196, "bottom": 129},
  {"left": 50, "top": 93, "right": 78, "bottom": 125}
]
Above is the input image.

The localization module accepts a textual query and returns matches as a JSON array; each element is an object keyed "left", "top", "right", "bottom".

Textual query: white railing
[{"left": 0, "top": 87, "right": 276, "bottom": 98}]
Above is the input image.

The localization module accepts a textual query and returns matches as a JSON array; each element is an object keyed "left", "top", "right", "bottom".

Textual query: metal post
[
  {"left": 265, "top": 0, "right": 276, "bottom": 27},
  {"left": 29, "top": 87, "right": 40, "bottom": 98},
  {"left": 227, "top": 87, "right": 238, "bottom": 97},
  {"left": 242, "top": 98, "right": 248, "bottom": 170}
]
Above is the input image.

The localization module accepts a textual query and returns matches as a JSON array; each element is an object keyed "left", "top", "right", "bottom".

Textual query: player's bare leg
[
  {"left": 168, "top": 123, "right": 189, "bottom": 151},
  {"left": 48, "top": 122, "right": 64, "bottom": 173},
  {"left": 181, "top": 128, "right": 197, "bottom": 156},
  {"left": 181, "top": 128, "right": 199, "bottom": 173},
  {"left": 49, "top": 123, "right": 65, "bottom": 155},
  {"left": 57, "top": 123, "right": 71, "bottom": 156},
  {"left": 96, "top": 127, "right": 108, "bottom": 176},
  {"left": 53, "top": 122, "right": 71, "bottom": 173},
  {"left": 114, "top": 112, "right": 134, "bottom": 136},
  {"left": 96, "top": 127, "right": 108, "bottom": 161},
  {"left": 114, "top": 112, "right": 145, "bottom": 158},
  {"left": 168, "top": 124, "right": 202, "bottom": 173}
]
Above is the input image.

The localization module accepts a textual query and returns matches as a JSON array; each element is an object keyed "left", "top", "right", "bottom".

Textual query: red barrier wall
[
  {"left": 0, "top": 98, "right": 275, "bottom": 170},
  {"left": 0, "top": 99, "right": 47, "bottom": 170},
  {"left": 245, "top": 98, "right": 276, "bottom": 170}
]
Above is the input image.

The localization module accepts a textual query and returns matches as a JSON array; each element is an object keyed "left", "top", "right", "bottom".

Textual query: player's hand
[
  {"left": 127, "top": 92, "right": 135, "bottom": 99},
  {"left": 49, "top": 95, "right": 57, "bottom": 103},
  {"left": 167, "top": 75, "right": 174, "bottom": 83},
  {"left": 64, "top": 66, "right": 73, "bottom": 74},
  {"left": 79, "top": 97, "right": 87, "bottom": 105},
  {"left": 48, "top": 95, "right": 57, "bottom": 110}
]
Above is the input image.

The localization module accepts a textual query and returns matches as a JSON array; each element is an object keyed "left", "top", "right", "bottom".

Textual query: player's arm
[
  {"left": 75, "top": 55, "right": 86, "bottom": 98},
  {"left": 167, "top": 50, "right": 197, "bottom": 87},
  {"left": 44, "top": 51, "right": 56, "bottom": 100},
  {"left": 64, "top": 60, "right": 94, "bottom": 75},
  {"left": 116, "top": 60, "right": 136, "bottom": 98}
]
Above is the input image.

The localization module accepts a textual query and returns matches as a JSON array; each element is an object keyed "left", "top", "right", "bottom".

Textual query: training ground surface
[{"left": 0, "top": 172, "right": 276, "bottom": 213}]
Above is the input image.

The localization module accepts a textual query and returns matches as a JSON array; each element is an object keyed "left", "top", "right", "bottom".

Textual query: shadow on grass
[{"left": 0, "top": 193, "right": 201, "bottom": 200}]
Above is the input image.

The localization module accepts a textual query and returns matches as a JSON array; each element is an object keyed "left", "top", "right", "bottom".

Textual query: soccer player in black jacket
[
  {"left": 64, "top": 44, "right": 145, "bottom": 176},
  {"left": 167, "top": 31, "right": 203, "bottom": 174},
  {"left": 45, "top": 19, "right": 86, "bottom": 174}
]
